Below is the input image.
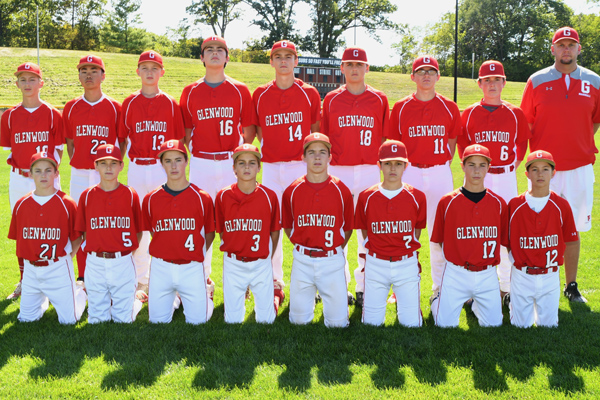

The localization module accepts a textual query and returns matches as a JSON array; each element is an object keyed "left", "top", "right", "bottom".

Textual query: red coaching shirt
[
  {"left": 322, "top": 85, "right": 390, "bottom": 165},
  {"left": 9, "top": 191, "right": 79, "bottom": 261},
  {"left": 76, "top": 184, "right": 142, "bottom": 253},
  {"left": 119, "top": 91, "right": 185, "bottom": 161},
  {"left": 215, "top": 183, "right": 281, "bottom": 259},
  {"left": 142, "top": 184, "right": 215, "bottom": 263},
  {"left": 459, "top": 101, "right": 531, "bottom": 166},
  {"left": 180, "top": 77, "right": 256, "bottom": 155},
  {"left": 390, "top": 93, "right": 461, "bottom": 165},
  {"left": 253, "top": 79, "right": 321, "bottom": 163},
  {"left": 431, "top": 189, "right": 508, "bottom": 267},
  {"left": 521, "top": 65, "right": 600, "bottom": 171},
  {"left": 63, "top": 95, "right": 121, "bottom": 169},
  {"left": 282, "top": 175, "right": 353, "bottom": 251},
  {"left": 355, "top": 183, "right": 427, "bottom": 258},
  {"left": 1, "top": 103, "right": 63, "bottom": 169},
  {"left": 508, "top": 192, "right": 578, "bottom": 268}
]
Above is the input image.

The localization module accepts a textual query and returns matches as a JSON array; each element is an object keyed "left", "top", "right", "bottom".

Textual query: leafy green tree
[
  {"left": 391, "top": 25, "right": 418, "bottom": 74},
  {"left": 244, "top": 0, "right": 301, "bottom": 48},
  {"left": 186, "top": 0, "right": 243, "bottom": 38},
  {"left": 101, "top": 0, "right": 144, "bottom": 53}
]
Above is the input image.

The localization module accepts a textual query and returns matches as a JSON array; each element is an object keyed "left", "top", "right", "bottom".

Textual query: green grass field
[{"left": 0, "top": 47, "right": 599, "bottom": 399}]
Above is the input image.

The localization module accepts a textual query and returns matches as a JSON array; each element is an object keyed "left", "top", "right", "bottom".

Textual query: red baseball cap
[
  {"left": 478, "top": 60, "right": 505, "bottom": 79},
  {"left": 552, "top": 27, "right": 579, "bottom": 44},
  {"left": 379, "top": 140, "right": 408, "bottom": 163},
  {"left": 412, "top": 55, "right": 439, "bottom": 72},
  {"left": 15, "top": 62, "right": 42, "bottom": 78},
  {"left": 157, "top": 139, "right": 188, "bottom": 159},
  {"left": 77, "top": 55, "right": 105, "bottom": 71},
  {"left": 462, "top": 144, "right": 492, "bottom": 163},
  {"left": 303, "top": 132, "right": 331, "bottom": 150},
  {"left": 342, "top": 47, "right": 368, "bottom": 64},
  {"left": 202, "top": 36, "right": 228, "bottom": 51},
  {"left": 233, "top": 144, "right": 261, "bottom": 161},
  {"left": 271, "top": 40, "right": 297, "bottom": 56},
  {"left": 138, "top": 50, "right": 163, "bottom": 67},
  {"left": 95, "top": 144, "right": 122, "bottom": 162},
  {"left": 30, "top": 151, "right": 57, "bottom": 169},
  {"left": 525, "top": 150, "right": 555, "bottom": 169}
]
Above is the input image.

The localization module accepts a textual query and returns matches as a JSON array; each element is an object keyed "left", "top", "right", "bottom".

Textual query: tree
[
  {"left": 186, "top": 0, "right": 242, "bottom": 38},
  {"left": 302, "top": 0, "right": 398, "bottom": 57},
  {"left": 391, "top": 25, "right": 418, "bottom": 74},
  {"left": 102, "top": 0, "right": 143, "bottom": 53},
  {"left": 244, "top": 0, "right": 301, "bottom": 48}
]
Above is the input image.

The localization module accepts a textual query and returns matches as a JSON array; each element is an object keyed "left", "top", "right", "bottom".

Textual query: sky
[{"left": 137, "top": 0, "right": 600, "bottom": 66}]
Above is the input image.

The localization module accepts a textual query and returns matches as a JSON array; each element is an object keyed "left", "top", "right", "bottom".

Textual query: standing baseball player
[
  {"left": 119, "top": 50, "right": 185, "bottom": 301},
  {"left": 355, "top": 140, "right": 427, "bottom": 327},
  {"left": 63, "top": 55, "right": 123, "bottom": 283},
  {"left": 520, "top": 27, "right": 597, "bottom": 303},
  {"left": 2, "top": 62, "right": 64, "bottom": 300},
  {"left": 508, "top": 150, "right": 579, "bottom": 327},
  {"left": 282, "top": 133, "right": 354, "bottom": 328},
  {"left": 75, "top": 144, "right": 143, "bottom": 323},
  {"left": 459, "top": 60, "right": 531, "bottom": 302},
  {"left": 430, "top": 145, "right": 508, "bottom": 328},
  {"left": 251, "top": 39, "right": 321, "bottom": 304},
  {"left": 390, "top": 55, "right": 462, "bottom": 300},
  {"left": 321, "top": 47, "right": 390, "bottom": 306},
  {"left": 216, "top": 144, "right": 282, "bottom": 323},
  {"left": 180, "top": 36, "right": 257, "bottom": 278},
  {"left": 143, "top": 140, "right": 215, "bottom": 324},
  {"left": 9, "top": 152, "right": 86, "bottom": 324}
]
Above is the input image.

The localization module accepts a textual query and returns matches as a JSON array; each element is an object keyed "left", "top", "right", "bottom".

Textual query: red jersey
[
  {"left": 282, "top": 175, "right": 353, "bottom": 251},
  {"left": 508, "top": 192, "right": 578, "bottom": 268},
  {"left": 9, "top": 191, "right": 79, "bottom": 261},
  {"left": 180, "top": 76, "right": 257, "bottom": 155},
  {"left": 431, "top": 189, "right": 508, "bottom": 267},
  {"left": 390, "top": 93, "right": 461, "bottom": 165},
  {"left": 321, "top": 85, "right": 390, "bottom": 165},
  {"left": 119, "top": 90, "right": 185, "bottom": 160},
  {"left": 63, "top": 95, "right": 121, "bottom": 169},
  {"left": 521, "top": 65, "right": 600, "bottom": 170},
  {"left": 459, "top": 101, "right": 531, "bottom": 166},
  {"left": 253, "top": 79, "right": 321, "bottom": 163},
  {"left": 355, "top": 183, "right": 427, "bottom": 257},
  {"left": 76, "top": 184, "right": 142, "bottom": 253},
  {"left": 215, "top": 183, "right": 281, "bottom": 259},
  {"left": 142, "top": 184, "right": 215, "bottom": 263},
  {"left": 1, "top": 102, "right": 63, "bottom": 169}
]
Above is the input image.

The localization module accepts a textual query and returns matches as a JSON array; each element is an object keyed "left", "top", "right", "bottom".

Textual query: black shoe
[
  {"left": 315, "top": 293, "right": 322, "bottom": 304},
  {"left": 347, "top": 291, "right": 356, "bottom": 306},
  {"left": 564, "top": 281, "right": 587, "bottom": 303},
  {"left": 355, "top": 292, "right": 364, "bottom": 307},
  {"left": 502, "top": 292, "right": 511, "bottom": 307}
]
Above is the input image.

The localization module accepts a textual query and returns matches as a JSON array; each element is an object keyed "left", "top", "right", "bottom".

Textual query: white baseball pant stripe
[
  {"left": 70, "top": 167, "right": 101, "bottom": 204},
  {"left": 509, "top": 265, "right": 560, "bottom": 328},
  {"left": 9, "top": 171, "right": 61, "bottom": 211},
  {"left": 548, "top": 164, "right": 594, "bottom": 232},
  {"left": 362, "top": 254, "right": 422, "bottom": 327}
]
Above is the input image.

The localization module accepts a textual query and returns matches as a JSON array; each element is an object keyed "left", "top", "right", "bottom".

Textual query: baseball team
[{"left": 2, "top": 26, "right": 596, "bottom": 329}]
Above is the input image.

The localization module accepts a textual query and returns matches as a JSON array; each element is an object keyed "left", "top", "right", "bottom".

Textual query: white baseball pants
[{"left": 509, "top": 265, "right": 560, "bottom": 328}]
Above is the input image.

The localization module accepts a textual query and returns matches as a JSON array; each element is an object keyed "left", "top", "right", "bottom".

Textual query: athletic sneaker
[
  {"left": 356, "top": 291, "right": 364, "bottom": 307},
  {"left": 6, "top": 281, "right": 22, "bottom": 300},
  {"left": 136, "top": 283, "right": 149, "bottom": 303},
  {"left": 347, "top": 291, "right": 356, "bottom": 306},
  {"left": 564, "top": 281, "right": 587, "bottom": 303}
]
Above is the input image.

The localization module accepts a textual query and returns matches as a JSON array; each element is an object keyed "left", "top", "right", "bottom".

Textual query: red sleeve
[
  {"left": 180, "top": 85, "right": 193, "bottom": 129},
  {"left": 520, "top": 79, "right": 535, "bottom": 124},
  {"left": 561, "top": 199, "right": 579, "bottom": 243},
  {"left": 52, "top": 108, "right": 64, "bottom": 148},
  {"left": 321, "top": 95, "right": 331, "bottom": 134},
  {"left": 66, "top": 196, "right": 80, "bottom": 242},
  {"left": 389, "top": 102, "right": 401, "bottom": 141},
  {"left": 430, "top": 198, "right": 447, "bottom": 244},
  {"left": 63, "top": 102, "right": 73, "bottom": 141},
  {"left": 142, "top": 193, "right": 152, "bottom": 232},
  {"left": 8, "top": 200, "right": 19, "bottom": 240},
  {"left": 593, "top": 87, "right": 600, "bottom": 123},
  {"left": 131, "top": 189, "right": 143, "bottom": 233},
  {"left": 342, "top": 185, "right": 354, "bottom": 231},
  {"left": 457, "top": 108, "right": 472, "bottom": 159},
  {"left": 214, "top": 191, "right": 225, "bottom": 234},
  {"left": 1, "top": 109, "right": 10, "bottom": 148},
  {"left": 75, "top": 190, "right": 88, "bottom": 237},
  {"left": 113, "top": 100, "right": 122, "bottom": 137},
  {"left": 513, "top": 106, "right": 531, "bottom": 161},
  {"left": 282, "top": 186, "right": 293, "bottom": 229},
  {"left": 310, "top": 88, "right": 322, "bottom": 124},
  {"left": 448, "top": 101, "right": 462, "bottom": 139},
  {"left": 173, "top": 99, "right": 186, "bottom": 140},
  {"left": 118, "top": 96, "right": 131, "bottom": 142},
  {"left": 240, "top": 85, "right": 257, "bottom": 127},
  {"left": 270, "top": 191, "right": 281, "bottom": 231},
  {"left": 354, "top": 192, "right": 367, "bottom": 230},
  {"left": 415, "top": 190, "right": 427, "bottom": 230},
  {"left": 500, "top": 198, "right": 509, "bottom": 248},
  {"left": 381, "top": 95, "right": 390, "bottom": 139},
  {"left": 203, "top": 192, "right": 215, "bottom": 234}
]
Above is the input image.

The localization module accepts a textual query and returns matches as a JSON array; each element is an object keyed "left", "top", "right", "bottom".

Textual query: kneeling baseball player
[
  {"left": 216, "top": 144, "right": 282, "bottom": 323},
  {"left": 143, "top": 140, "right": 215, "bottom": 324},
  {"left": 508, "top": 151, "right": 579, "bottom": 328},
  {"left": 9, "top": 152, "right": 86, "bottom": 324},
  {"left": 75, "top": 144, "right": 143, "bottom": 323},
  {"left": 282, "top": 133, "right": 354, "bottom": 328},
  {"left": 355, "top": 141, "right": 427, "bottom": 327},
  {"left": 431, "top": 145, "right": 508, "bottom": 327}
]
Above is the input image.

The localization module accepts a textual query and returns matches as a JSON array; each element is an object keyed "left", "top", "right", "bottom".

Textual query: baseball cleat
[
  {"left": 429, "top": 289, "right": 439, "bottom": 306},
  {"left": 387, "top": 293, "right": 396, "bottom": 304},
  {"left": 315, "top": 292, "right": 322, "bottom": 304},
  {"left": 356, "top": 292, "right": 364, "bottom": 307},
  {"left": 347, "top": 291, "right": 356, "bottom": 306},
  {"left": 501, "top": 291, "right": 511, "bottom": 307},
  {"left": 136, "top": 283, "right": 149, "bottom": 303},
  {"left": 206, "top": 278, "right": 215, "bottom": 301},
  {"left": 6, "top": 281, "right": 22, "bottom": 300},
  {"left": 245, "top": 287, "right": 251, "bottom": 301},
  {"left": 564, "top": 281, "right": 587, "bottom": 303}
]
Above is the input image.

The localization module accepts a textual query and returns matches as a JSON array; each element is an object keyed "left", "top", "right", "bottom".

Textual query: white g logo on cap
[
  {"left": 41, "top": 151, "right": 48, "bottom": 158},
  {"left": 475, "top": 145, "right": 481, "bottom": 151},
  {"left": 106, "top": 146, "right": 113, "bottom": 154},
  {"left": 314, "top": 133, "right": 320, "bottom": 139},
  {"left": 537, "top": 151, "right": 543, "bottom": 158},
  {"left": 149, "top": 52, "right": 155, "bottom": 59},
  {"left": 167, "top": 141, "right": 174, "bottom": 149},
  {"left": 243, "top": 144, "right": 249, "bottom": 149},
  {"left": 391, "top": 144, "right": 398, "bottom": 152},
  {"left": 424, "top": 56, "right": 430, "bottom": 64},
  {"left": 25, "top": 63, "right": 31, "bottom": 69},
  {"left": 353, "top": 49, "right": 359, "bottom": 57},
  {"left": 564, "top": 28, "right": 571, "bottom": 36},
  {"left": 282, "top": 41, "right": 288, "bottom": 48},
  {"left": 87, "top": 56, "right": 93, "bottom": 62},
  {"left": 489, "top": 63, "right": 495, "bottom": 71}
]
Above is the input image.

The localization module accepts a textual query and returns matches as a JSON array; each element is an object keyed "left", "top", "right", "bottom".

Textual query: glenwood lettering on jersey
[
  {"left": 76, "top": 125, "right": 110, "bottom": 137},
  {"left": 265, "top": 112, "right": 303, "bottom": 126},
  {"left": 14, "top": 131, "right": 49, "bottom": 143},
  {"left": 474, "top": 130, "right": 510, "bottom": 143},
  {"left": 196, "top": 107, "right": 234, "bottom": 121},
  {"left": 297, "top": 214, "right": 335, "bottom": 227},
  {"left": 338, "top": 115, "right": 374, "bottom": 128},
  {"left": 371, "top": 220, "right": 412, "bottom": 234},
  {"left": 520, "top": 235, "right": 559, "bottom": 249},
  {"left": 408, "top": 125, "right": 445, "bottom": 137},
  {"left": 136, "top": 121, "right": 167, "bottom": 133},
  {"left": 456, "top": 226, "right": 498, "bottom": 239},
  {"left": 22, "top": 227, "right": 61, "bottom": 240},
  {"left": 154, "top": 218, "right": 196, "bottom": 232},
  {"left": 224, "top": 219, "right": 263, "bottom": 232},
  {"left": 90, "top": 217, "right": 131, "bottom": 229}
]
